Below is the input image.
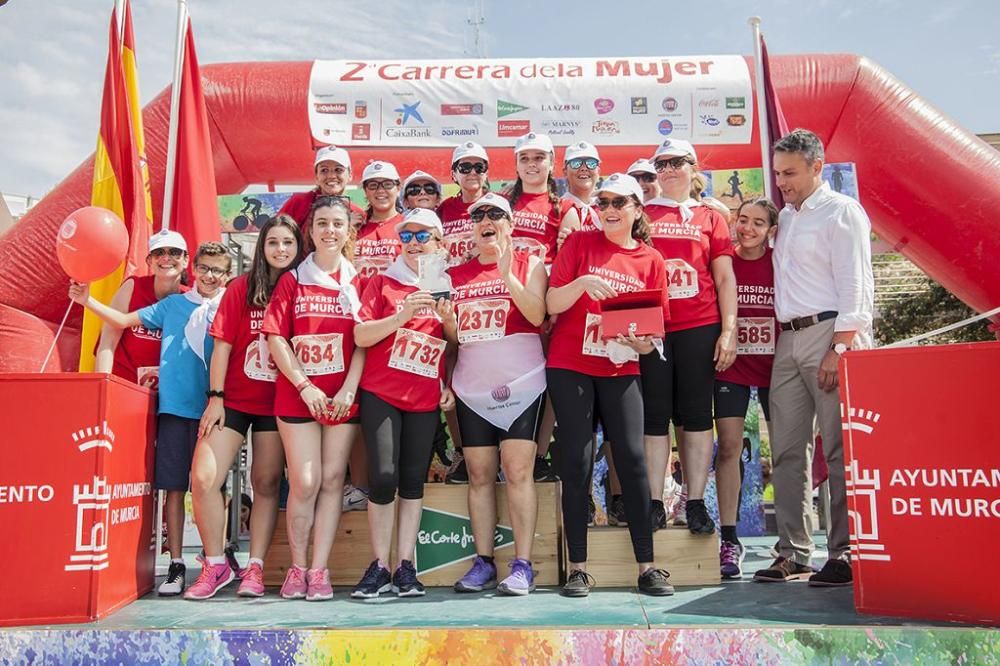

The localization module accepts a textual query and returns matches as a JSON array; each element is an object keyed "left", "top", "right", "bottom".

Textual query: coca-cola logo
[
  {"left": 491, "top": 385, "right": 511, "bottom": 402},
  {"left": 698, "top": 99, "right": 721, "bottom": 108}
]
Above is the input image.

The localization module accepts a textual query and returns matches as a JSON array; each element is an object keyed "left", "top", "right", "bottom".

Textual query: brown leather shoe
[{"left": 752, "top": 556, "right": 813, "bottom": 582}]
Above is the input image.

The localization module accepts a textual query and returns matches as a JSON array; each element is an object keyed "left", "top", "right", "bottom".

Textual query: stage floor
[{"left": 48, "top": 536, "right": 950, "bottom": 631}]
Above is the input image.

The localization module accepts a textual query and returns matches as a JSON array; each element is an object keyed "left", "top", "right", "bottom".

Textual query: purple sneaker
[
  {"left": 720, "top": 541, "right": 745, "bottom": 579},
  {"left": 454, "top": 556, "right": 497, "bottom": 593},
  {"left": 498, "top": 559, "right": 535, "bottom": 596}
]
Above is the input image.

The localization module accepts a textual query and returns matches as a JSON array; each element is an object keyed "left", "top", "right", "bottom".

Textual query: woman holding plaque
[
  {"left": 446, "top": 192, "right": 548, "bottom": 596},
  {"left": 714, "top": 197, "right": 778, "bottom": 579},
  {"left": 545, "top": 173, "right": 674, "bottom": 598},
  {"left": 350, "top": 208, "right": 457, "bottom": 599}
]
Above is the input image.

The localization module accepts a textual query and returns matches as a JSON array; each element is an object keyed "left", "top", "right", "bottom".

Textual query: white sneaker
[
  {"left": 158, "top": 561, "right": 186, "bottom": 596},
  {"left": 343, "top": 484, "right": 369, "bottom": 511},
  {"left": 670, "top": 487, "right": 688, "bottom": 527}
]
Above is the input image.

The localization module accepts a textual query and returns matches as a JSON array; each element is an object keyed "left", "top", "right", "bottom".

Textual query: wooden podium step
[
  {"left": 264, "top": 482, "right": 562, "bottom": 587},
  {"left": 571, "top": 525, "right": 721, "bottom": 587}
]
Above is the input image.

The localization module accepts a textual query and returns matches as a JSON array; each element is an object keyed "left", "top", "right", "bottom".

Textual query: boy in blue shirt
[{"left": 70, "top": 237, "right": 231, "bottom": 596}]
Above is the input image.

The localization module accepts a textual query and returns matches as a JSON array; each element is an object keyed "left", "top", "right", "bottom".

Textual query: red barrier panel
[
  {"left": 0, "top": 373, "right": 156, "bottom": 627},
  {"left": 839, "top": 343, "right": 1000, "bottom": 626}
]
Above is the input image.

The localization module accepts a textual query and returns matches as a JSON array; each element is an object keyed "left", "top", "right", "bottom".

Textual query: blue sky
[{"left": 0, "top": 0, "right": 996, "bottom": 198}]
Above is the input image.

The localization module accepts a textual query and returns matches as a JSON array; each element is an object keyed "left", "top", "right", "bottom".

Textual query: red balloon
[{"left": 56, "top": 206, "right": 129, "bottom": 282}]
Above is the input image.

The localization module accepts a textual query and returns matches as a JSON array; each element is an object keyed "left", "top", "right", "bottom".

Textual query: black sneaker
[
  {"left": 587, "top": 495, "right": 596, "bottom": 527},
  {"left": 808, "top": 558, "right": 853, "bottom": 587},
  {"left": 638, "top": 568, "right": 675, "bottom": 596},
  {"left": 351, "top": 560, "right": 392, "bottom": 599},
  {"left": 561, "top": 569, "right": 596, "bottom": 597},
  {"left": 445, "top": 454, "right": 469, "bottom": 484},
  {"left": 157, "top": 561, "right": 186, "bottom": 596},
  {"left": 608, "top": 495, "right": 628, "bottom": 527},
  {"left": 392, "top": 560, "right": 426, "bottom": 597},
  {"left": 650, "top": 499, "right": 666, "bottom": 531},
  {"left": 533, "top": 455, "right": 558, "bottom": 482},
  {"left": 686, "top": 501, "right": 716, "bottom": 535}
]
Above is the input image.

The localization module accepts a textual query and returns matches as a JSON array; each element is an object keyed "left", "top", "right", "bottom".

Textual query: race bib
[
  {"left": 581, "top": 313, "right": 638, "bottom": 362},
  {"left": 389, "top": 329, "right": 446, "bottom": 378},
  {"left": 511, "top": 237, "right": 548, "bottom": 264},
  {"left": 736, "top": 317, "right": 775, "bottom": 355},
  {"left": 243, "top": 339, "right": 278, "bottom": 382},
  {"left": 137, "top": 366, "right": 159, "bottom": 389},
  {"left": 354, "top": 255, "right": 393, "bottom": 280},
  {"left": 446, "top": 231, "right": 477, "bottom": 266},
  {"left": 292, "top": 333, "right": 345, "bottom": 375},
  {"left": 664, "top": 258, "right": 699, "bottom": 299},
  {"left": 457, "top": 299, "right": 510, "bottom": 344}
]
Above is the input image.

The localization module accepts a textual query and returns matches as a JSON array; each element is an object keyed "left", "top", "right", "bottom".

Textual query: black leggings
[
  {"left": 642, "top": 322, "right": 720, "bottom": 435},
  {"left": 360, "top": 390, "right": 438, "bottom": 505},
  {"left": 547, "top": 368, "right": 653, "bottom": 564}
]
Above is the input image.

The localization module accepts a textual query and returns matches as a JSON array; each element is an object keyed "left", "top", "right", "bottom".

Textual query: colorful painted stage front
[{"left": 3, "top": 537, "right": 996, "bottom": 665}]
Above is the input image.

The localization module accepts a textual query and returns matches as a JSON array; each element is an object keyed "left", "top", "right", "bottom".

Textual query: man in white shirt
[{"left": 753, "top": 129, "right": 874, "bottom": 587}]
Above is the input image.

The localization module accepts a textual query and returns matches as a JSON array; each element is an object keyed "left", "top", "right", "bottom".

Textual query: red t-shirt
[
  {"left": 717, "top": 248, "right": 777, "bottom": 388},
  {"left": 358, "top": 274, "right": 445, "bottom": 412},
  {"left": 562, "top": 194, "right": 601, "bottom": 233},
  {"left": 110, "top": 276, "right": 161, "bottom": 384},
  {"left": 547, "top": 231, "right": 669, "bottom": 377},
  {"left": 261, "top": 267, "right": 360, "bottom": 418},
  {"left": 437, "top": 194, "right": 477, "bottom": 265},
  {"left": 209, "top": 274, "right": 277, "bottom": 415},
  {"left": 278, "top": 190, "right": 364, "bottom": 233},
  {"left": 645, "top": 203, "right": 734, "bottom": 332},
  {"left": 448, "top": 250, "right": 541, "bottom": 342},
  {"left": 355, "top": 214, "right": 403, "bottom": 281},
  {"left": 509, "top": 192, "right": 573, "bottom": 264}
]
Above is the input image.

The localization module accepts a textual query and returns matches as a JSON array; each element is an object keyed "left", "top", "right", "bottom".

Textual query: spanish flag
[{"left": 79, "top": 1, "right": 153, "bottom": 371}]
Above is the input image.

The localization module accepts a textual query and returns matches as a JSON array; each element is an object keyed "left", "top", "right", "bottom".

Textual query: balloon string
[{"left": 39, "top": 300, "right": 75, "bottom": 373}]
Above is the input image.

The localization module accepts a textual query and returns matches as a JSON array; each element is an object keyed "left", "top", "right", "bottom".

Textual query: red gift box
[{"left": 599, "top": 289, "right": 665, "bottom": 340}]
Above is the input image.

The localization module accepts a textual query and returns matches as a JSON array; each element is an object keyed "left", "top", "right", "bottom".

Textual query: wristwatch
[{"left": 830, "top": 343, "right": 850, "bottom": 355}]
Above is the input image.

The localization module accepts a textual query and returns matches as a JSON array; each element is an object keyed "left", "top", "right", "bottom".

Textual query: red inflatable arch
[{"left": 2, "top": 54, "right": 998, "bottom": 371}]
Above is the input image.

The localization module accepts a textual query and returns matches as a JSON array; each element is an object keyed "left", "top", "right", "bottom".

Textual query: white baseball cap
[
  {"left": 362, "top": 160, "right": 400, "bottom": 183},
  {"left": 451, "top": 141, "right": 489, "bottom": 165},
  {"left": 402, "top": 170, "right": 441, "bottom": 194},
  {"left": 314, "top": 145, "right": 351, "bottom": 170},
  {"left": 514, "top": 132, "right": 554, "bottom": 154},
  {"left": 593, "top": 173, "right": 644, "bottom": 202},
  {"left": 148, "top": 229, "right": 187, "bottom": 253},
  {"left": 626, "top": 158, "right": 657, "bottom": 176},
  {"left": 395, "top": 207, "right": 444, "bottom": 236},
  {"left": 565, "top": 141, "right": 600, "bottom": 163},
  {"left": 467, "top": 192, "right": 513, "bottom": 219},
  {"left": 652, "top": 138, "right": 697, "bottom": 162}
]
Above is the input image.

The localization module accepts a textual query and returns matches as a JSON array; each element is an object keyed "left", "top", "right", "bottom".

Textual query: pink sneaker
[
  {"left": 280, "top": 565, "right": 308, "bottom": 599},
  {"left": 306, "top": 568, "right": 333, "bottom": 601},
  {"left": 237, "top": 562, "right": 265, "bottom": 597},
  {"left": 183, "top": 563, "right": 234, "bottom": 600}
]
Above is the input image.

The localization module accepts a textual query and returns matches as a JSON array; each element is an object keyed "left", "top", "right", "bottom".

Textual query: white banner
[{"left": 308, "top": 56, "right": 753, "bottom": 148}]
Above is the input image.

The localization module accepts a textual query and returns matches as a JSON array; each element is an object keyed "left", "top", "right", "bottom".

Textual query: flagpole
[
  {"left": 748, "top": 16, "right": 773, "bottom": 201},
  {"left": 161, "top": 0, "right": 188, "bottom": 232}
]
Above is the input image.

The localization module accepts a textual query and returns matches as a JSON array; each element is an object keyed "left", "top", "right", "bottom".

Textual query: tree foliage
[{"left": 876, "top": 282, "right": 994, "bottom": 346}]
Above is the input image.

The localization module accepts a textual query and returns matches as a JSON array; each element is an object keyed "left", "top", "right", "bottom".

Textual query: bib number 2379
[
  {"left": 389, "top": 329, "right": 446, "bottom": 378},
  {"left": 457, "top": 299, "right": 509, "bottom": 344}
]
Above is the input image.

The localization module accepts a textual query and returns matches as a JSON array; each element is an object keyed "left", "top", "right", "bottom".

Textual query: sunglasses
[
  {"left": 405, "top": 183, "right": 439, "bottom": 197},
  {"left": 398, "top": 229, "right": 434, "bottom": 244},
  {"left": 595, "top": 196, "right": 635, "bottom": 211},
  {"left": 567, "top": 157, "right": 599, "bottom": 170},
  {"left": 149, "top": 247, "right": 185, "bottom": 259},
  {"left": 630, "top": 172, "right": 657, "bottom": 184},
  {"left": 364, "top": 179, "right": 398, "bottom": 192},
  {"left": 470, "top": 208, "right": 509, "bottom": 223},
  {"left": 654, "top": 157, "right": 693, "bottom": 172},
  {"left": 455, "top": 162, "right": 487, "bottom": 175},
  {"left": 194, "top": 264, "right": 228, "bottom": 277}
]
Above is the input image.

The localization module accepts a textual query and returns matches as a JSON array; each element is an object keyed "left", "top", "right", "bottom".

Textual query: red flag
[
  {"left": 761, "top": 35, "right": 789, "bottom": 210},
  {"left": 167, "top": 19, "right": 220, "bottom": 253}
]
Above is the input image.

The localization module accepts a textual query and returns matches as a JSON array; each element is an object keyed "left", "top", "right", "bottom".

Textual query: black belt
[{"left": 779, "top": 311, "right": 838, "bottom": 332}]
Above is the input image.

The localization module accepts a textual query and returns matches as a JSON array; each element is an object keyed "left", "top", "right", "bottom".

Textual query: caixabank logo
[{"left": 415, "top": 507, "right": 514, "bottom": 574}]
